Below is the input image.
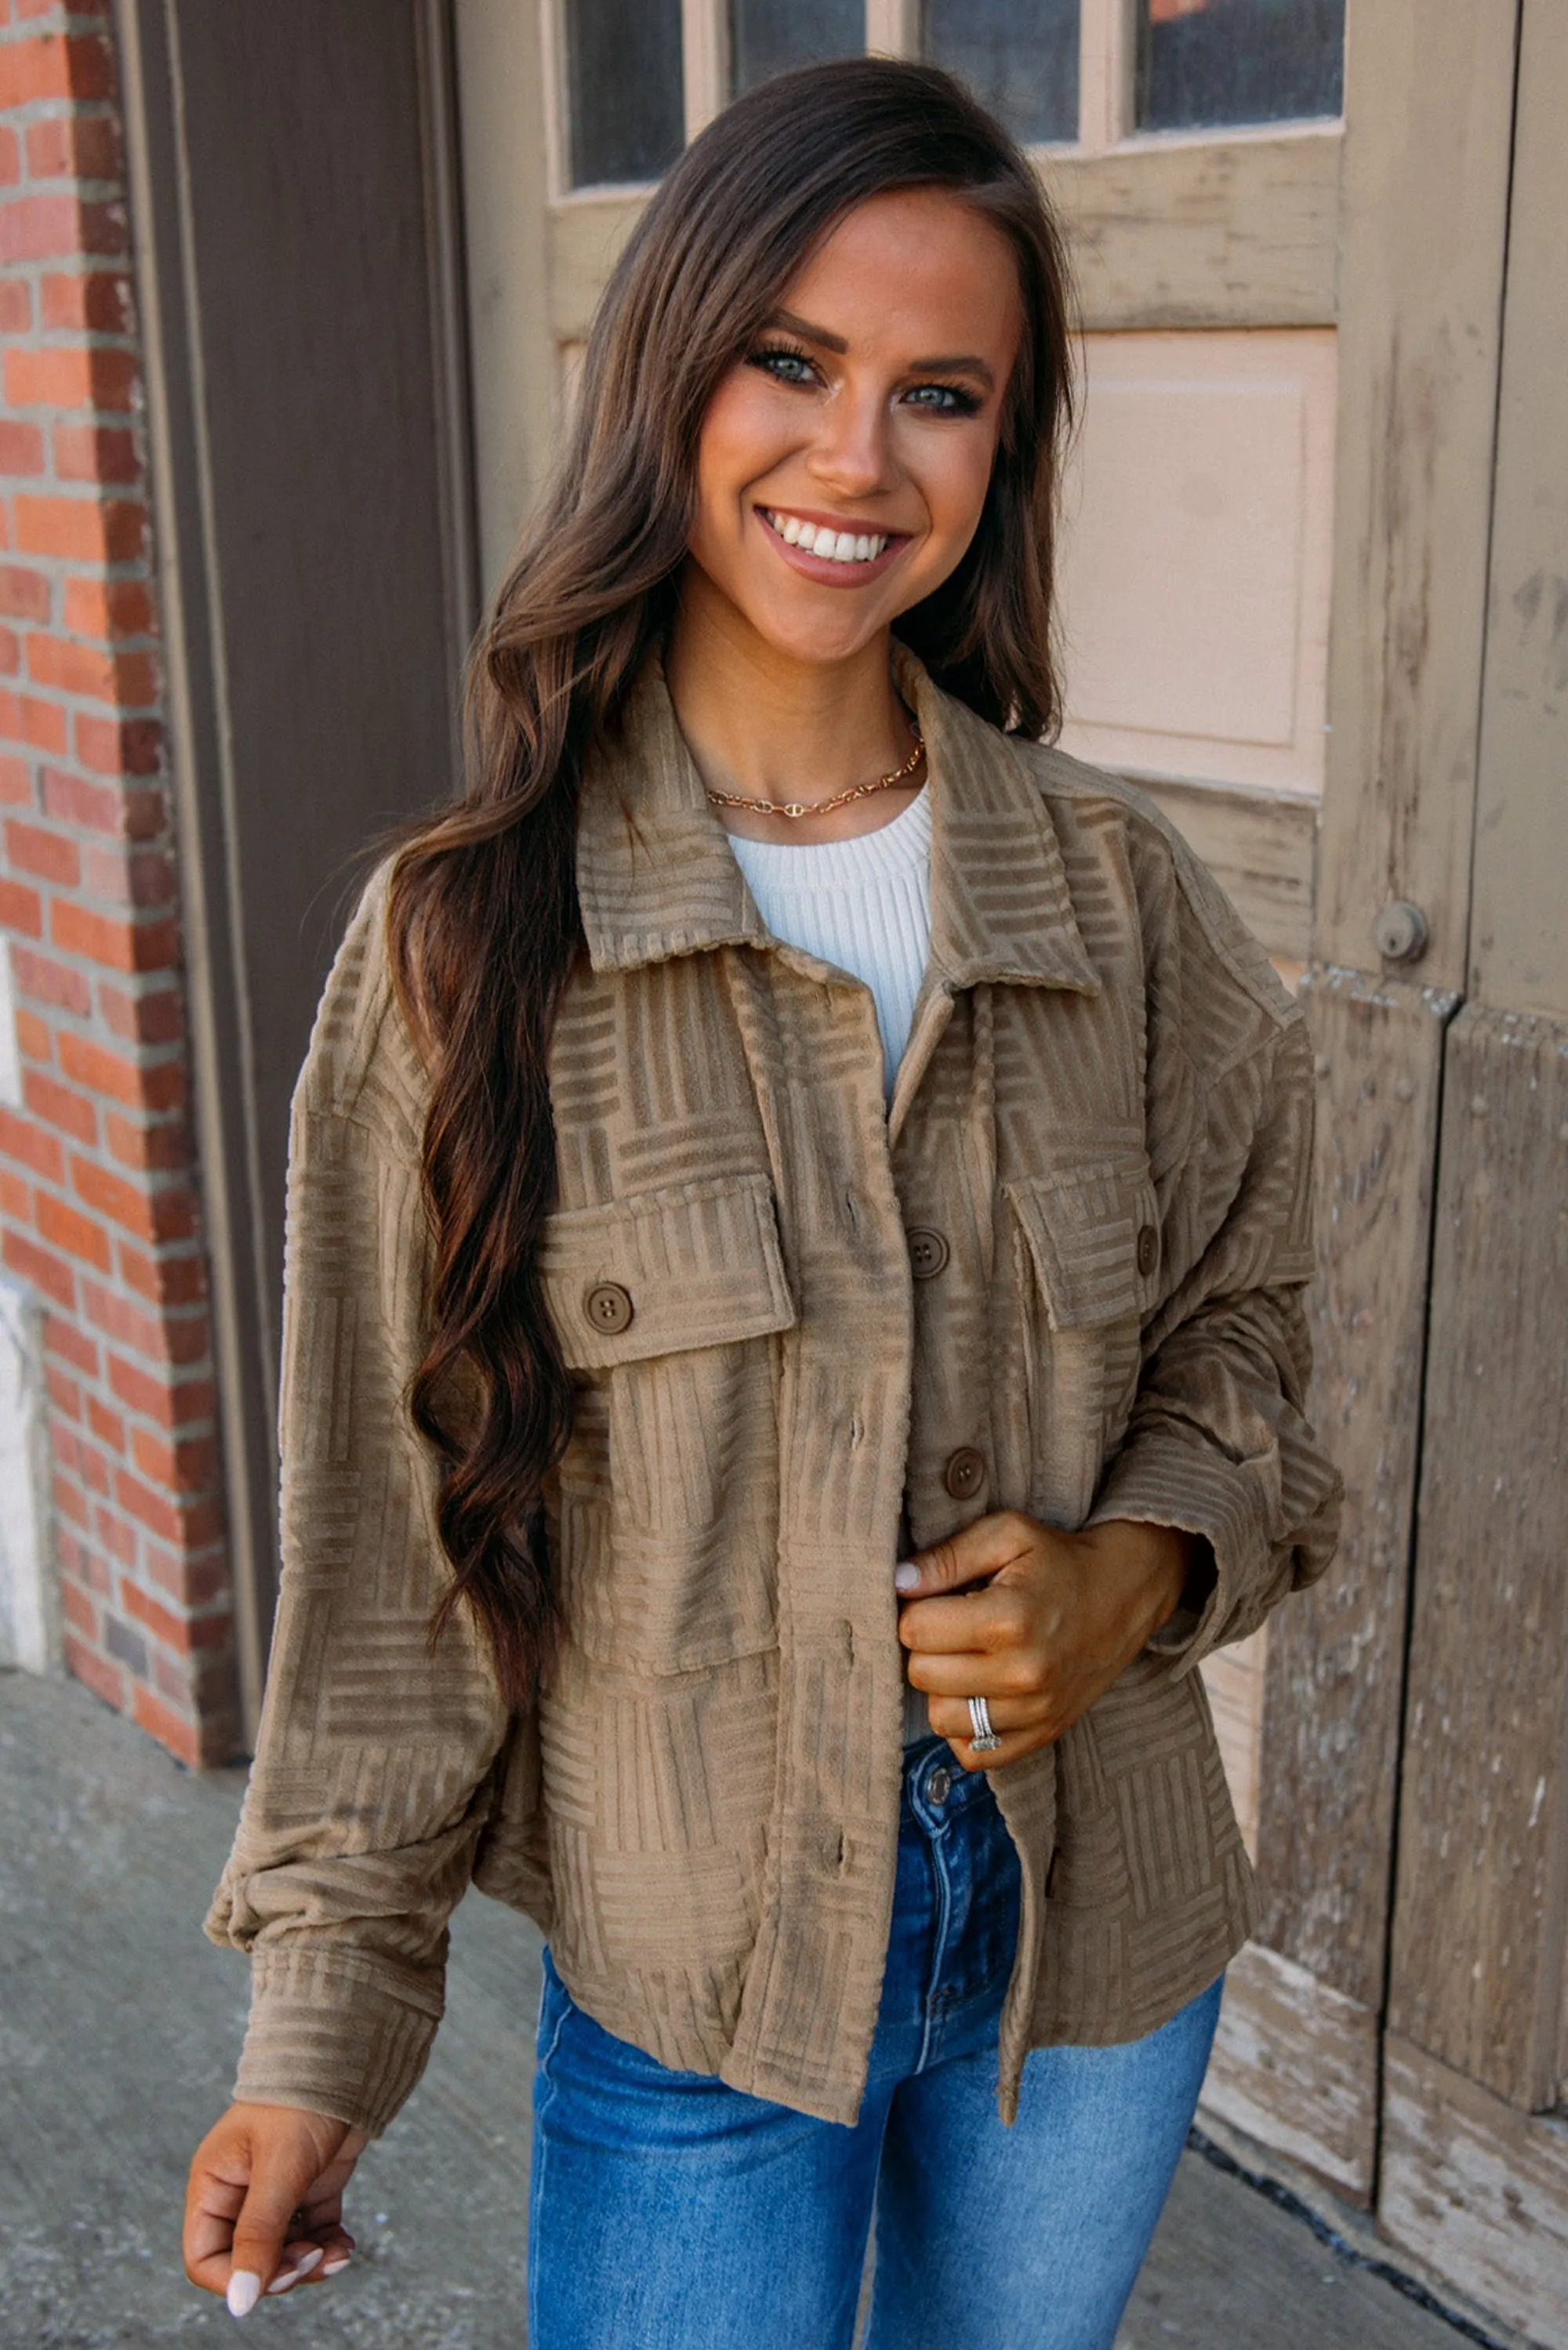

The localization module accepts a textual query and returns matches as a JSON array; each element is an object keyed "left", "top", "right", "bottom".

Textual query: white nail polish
[
  {"left": 227, "top": 2270, "right": 261, "bottom": 2318},
  {"left": 895, "top": 1562, "right": 920, "bottom": 1592},
  {"left": 266, "top": 2246, "right": 325, "bottom": 2295},
  {"left": 321, "top": 2256, "right": 351, "bottom": 2276}
]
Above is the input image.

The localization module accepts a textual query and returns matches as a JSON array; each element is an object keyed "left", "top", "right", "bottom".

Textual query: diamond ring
[{"left": 968, "top": 1694, "right": 1003, "bottom": 1753}]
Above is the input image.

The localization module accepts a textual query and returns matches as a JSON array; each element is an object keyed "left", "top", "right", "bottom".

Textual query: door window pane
[
  {"left": 567, "top": 0, "right": 684, "bottom": 187},
  {"left": 922, "top": 0, "right": 1080, "bottom": 148},
  {"left": 1137, "top": 0, "right": 1345, "bottom": 133},
  {"left": 730, "top": 0, "right": 863, "bottom": 96}
]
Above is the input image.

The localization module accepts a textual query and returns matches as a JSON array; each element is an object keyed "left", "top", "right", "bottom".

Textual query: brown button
[
  {"left": 584, "top": 1280, "right": 634, "bottom": 1335},
  {"left": 943, "top": 1446, "right": 986, "bottom": 1501},
  {"left": 1135, "top": 1224, "right": 1160, "bottom": 1278},
  {"left": 908, "top": 1226, "right": 949, "bottom": 1280}
]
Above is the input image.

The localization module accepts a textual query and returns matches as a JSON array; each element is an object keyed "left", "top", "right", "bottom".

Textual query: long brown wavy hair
[{"left": 387, "top": 57, "right": 1076, "bottom": 1704}]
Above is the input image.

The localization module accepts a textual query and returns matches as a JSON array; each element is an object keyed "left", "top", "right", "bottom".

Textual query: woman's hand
[
  {"left": 183, "top": 2100, "right": 367, "bottom": 2315},
  {"left": 896, "top": 1512, "right": 1201, "bottom": 1769}
]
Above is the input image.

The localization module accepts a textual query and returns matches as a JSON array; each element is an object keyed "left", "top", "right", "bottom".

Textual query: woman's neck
[{"left": 663, "top": 583, "right": 923, "bottom": 844}]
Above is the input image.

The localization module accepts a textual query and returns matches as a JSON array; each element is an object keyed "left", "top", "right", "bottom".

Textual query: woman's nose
[{"left": 804, "top": 391, "right": 896, "bottom": 499}]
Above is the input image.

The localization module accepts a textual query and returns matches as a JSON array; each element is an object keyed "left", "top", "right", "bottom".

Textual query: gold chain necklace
[{"left": 704, "top": 723, "right": 924, "bottom": 822}]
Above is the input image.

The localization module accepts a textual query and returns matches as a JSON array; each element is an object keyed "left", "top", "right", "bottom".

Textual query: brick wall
[{"left": 0, "top": 1, "right": 235, "bottom": 1765}]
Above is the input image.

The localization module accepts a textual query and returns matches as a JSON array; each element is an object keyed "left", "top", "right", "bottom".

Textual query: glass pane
[
  {"left": 922, "top": 0, "right": 1080, "bottom": 148},
  {"left": 730, "top": 0, "right": 864, "bottom": 96},
  {"left": 567, "top": 0, "right": 684, "bottom": 187},
  {"left": 1137, "top": 0, "right": 1345, "bottom": 133}
]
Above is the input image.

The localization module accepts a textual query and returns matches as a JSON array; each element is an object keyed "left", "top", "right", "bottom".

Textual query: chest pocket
[
  {"left": 1001, "top": 1154, "right": 1162, "bottom": 1527},
  {"left": 540, "top": 1170, "right": 797, "bottom": 1673}
]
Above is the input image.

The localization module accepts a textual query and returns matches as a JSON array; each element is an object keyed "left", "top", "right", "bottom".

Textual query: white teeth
[{"left": 768, "top": 512, "right": 889, "bottom": 563}]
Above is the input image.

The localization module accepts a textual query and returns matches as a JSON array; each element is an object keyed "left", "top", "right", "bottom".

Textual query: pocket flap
[
  {"left": 1004, "top": 1160, "right": 1161, "bottom": 1331},
  {"left": 540, "top": 1170, "right": 796, "bottom": 1369}
]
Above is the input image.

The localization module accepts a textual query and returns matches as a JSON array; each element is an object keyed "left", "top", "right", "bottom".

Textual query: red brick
[
  {"left": 43, "top": 1308, "right": 96, "bottom": 1375},
  {"left": 0, "top": 192, "right": 124, "bottom": 265},
  {"left": 58, "top": 1029, "right": 180, "bottom": 1110},
  {"left": 131, "top": 1423, "right": 218, "bottom": 1493},
  {"left": 14, "top": 493, "right": 144, "bottom": 564},
  {"left": 0, "top": 1162, "right": 27, "bottom": 1217},
  {"left": 26, "top": 111, "right": 122, "bottom": 183},
  {"left": 42, "top": 765, "right": 162, "bottom": 837},
  {"left": 5, "top": 342, "right": 136, "bottom": 412},
  {"left": 0, "top": 623, "right": 19, "bottom": 674},
  {"left": 145, "top": 1542, "right": 229, "bottom": 1610},
  {"left": 10, "top": 942, "right": 90, "bottom": 1012},
  {"left": 3, "top": 1224, "right": 74, "bottom": 1304},
  {"left": 53, "top": 1467, "right": 89, "bottom": 1529},
  {"left": 14, "top": 1005, "right": 51, "bottom": 1059},
  {"left": 65, "top": 1629, "right": 123, "bottom": 1711},
  {"left": 0, "top": 416, "right": 44, "bottom": 472},
  {"left": 0, "top": 32, "right": 115, "bottom": 105},
  {"left": 122, "top": 1573, "right": 191, "bottom": 1654},
  {"left": 0, "top": 1101, "right": 64, "bottom": 1179},
  {"left": 42, "top": 269, "right": 130, "bottom": 335},
  {"left": 0, "top": 278, "right": 31, "bottom": 333},
  {"left": 96, "top": 979, "right": 182, "bottom": 1045},
  {"left": 35, "top": 1184, "right": 110, "bottom": 1268},
  {"left": 78, "top": 1272, "right": 203, "bottom": 1363},
  {"left": 74, "top": 1152, "right": 195, "bottom": 1243},
  {"left": 0, "top": 871, "right": 42, "bottom": 933},
  {"left": 72, "top": 710, "right": 161, "bottom": 776},
  {"left": 19, "top": 0, "right": 115, "bottom": 17},
  {"left": 0, "top": 750, "right": 29, "bottom": 800},
  {"left": 86, "top": 1391, "right": 122, "bottom": 1451},
  {"left": 107, "top": 1353, "right": 212, "bottom": 1429},
  {"left": 50, "top": 898, "right": 179, "bottom": 972},
  {"left": 64, "top": 574, "right": 153, "bottom": 640},
  {"left": 52, "top": 420, "right": 137, "bottom": 485},
  {"left": 21, "top": 1063, "right": 96, "bottom": 1142},
  {"left": 91, "top": 1500, "right": 135, "bottom": 1566},
  {"left": 82, "top": 841, "right": 173, "bottom": 909},
  {"left": 131, "top": 1683, "right": 201, "bottom": 1768},
  {"left": 118, "top": 1237, "right": 205, "bottom": 1305},
  {"left": 0, "top": 126, "right": 16, "bottom": 187},
  {"left": 0, "top": 565, "right": 49, "bottom": 623},
  {"left": 0, "top": 688, "right": 69, "bottom": 751},
  {"left": 28, "top": 634, "right": 158, "bottom": 704},
  {"left": 111, "top": 1460, "right": 183, "bottom": 1543},
  {"left": 5, "top": 814, "right": 77, "bottom": 884},
  {"left": 59, "top": 1575, "right": 96, "bottom": 1638},
  {"left": 45, "top": 1360, "right": 80, "bottom": 1418},
  {"left": 103, "top": 1107, "right": 186, "bottom": 1172}
]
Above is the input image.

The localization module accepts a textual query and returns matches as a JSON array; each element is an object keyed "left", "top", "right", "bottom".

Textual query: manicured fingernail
[
  {"left": 227, "top": 2271, "right": 261, "bottom": 2318},
  {"left": 895, "top": 1562, "right": 920, "bottom": 1592},
  {"left": 321, "top": 2255, "right": 352, "bottom": 2276},
  {"left": 266, "top": 2247, "right": 325, "bottom": 2295}
]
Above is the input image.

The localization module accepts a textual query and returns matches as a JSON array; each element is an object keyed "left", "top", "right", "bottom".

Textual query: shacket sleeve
[
  {"left": 203, "top": 867, "right": 512, "bottom": 2137},
  {"left": 1085, "top": 833, "right": 1342, "bottom": 1672}
]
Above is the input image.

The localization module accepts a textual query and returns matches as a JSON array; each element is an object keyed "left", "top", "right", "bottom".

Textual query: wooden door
[{"left": 453, "top": 2, "right": 1559, "bottom": 2323}]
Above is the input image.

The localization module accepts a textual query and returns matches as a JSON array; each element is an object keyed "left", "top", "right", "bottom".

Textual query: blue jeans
[{"left": 528, "top": 1736, "right": 1221, "bottom": 2349}]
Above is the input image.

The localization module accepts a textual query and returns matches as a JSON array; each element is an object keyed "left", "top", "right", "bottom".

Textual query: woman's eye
[
  {"left": 748, "top": 347, "right": 819, "bottom": 387},
  {"left": 904, "top": 383, "right": 982, "bottom": 417}
]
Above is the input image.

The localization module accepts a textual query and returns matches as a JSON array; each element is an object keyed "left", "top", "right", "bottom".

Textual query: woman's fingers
[{"left": 183, "top": 2102, "right": 359, "bottom": 2311}]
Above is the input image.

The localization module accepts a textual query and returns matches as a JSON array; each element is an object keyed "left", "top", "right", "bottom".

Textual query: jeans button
[{"left": 927, "top": 1766, "right": 952, "bottom": 1807}]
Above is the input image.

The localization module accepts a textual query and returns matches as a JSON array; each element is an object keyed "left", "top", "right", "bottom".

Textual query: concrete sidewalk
[{"left": 0, "top": 1669, "right": 1499, "bottom": 2349}]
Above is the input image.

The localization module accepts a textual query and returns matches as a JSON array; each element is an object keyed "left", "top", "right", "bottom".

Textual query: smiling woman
[{"left": 182, "top": 55, "right": 1338, "bottom": 2350}]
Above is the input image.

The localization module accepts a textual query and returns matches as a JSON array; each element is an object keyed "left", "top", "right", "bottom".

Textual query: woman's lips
[{"left": 755, "top": 504, "right": 909, "bottom": 587}]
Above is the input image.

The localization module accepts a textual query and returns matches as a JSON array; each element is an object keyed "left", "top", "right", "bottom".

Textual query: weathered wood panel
[
  {"left": 1254, "top": 971, "right": 1456, "bottom": 2014},
  {"left": 1200, "top": 1941, "right": 1378, "bottom": 2202},
  {"left": 1200, "top": 1625, "right": 1267, "bottom": 1859},
  {"left": 1314, "top": 2, "right": 1518, "bottom": 988},
  {"left": 1381, "top": 2035, "right": 1568, "bottom": 2350},
  {"left": 1467, "top": 0, "right": 1568, "bottom": 1024},
  {"left": 1140, "top": 779, "right": 1314, "bottom": 966},
  {"left": 1388, "top": 1004, "right": 1568, "bottom": 2112},
  {"left": 543, "top": 134, "right": 1340, "bottom": 347}
]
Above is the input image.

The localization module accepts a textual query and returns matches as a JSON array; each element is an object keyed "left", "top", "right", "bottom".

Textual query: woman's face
[{"left": 685, "top": 189, "right": 1024, "bottom": 671}]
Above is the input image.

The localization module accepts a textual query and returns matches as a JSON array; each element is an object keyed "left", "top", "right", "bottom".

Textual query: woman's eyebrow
[{"left": 767, "top": 309, "right": 996, "bottom": 392}]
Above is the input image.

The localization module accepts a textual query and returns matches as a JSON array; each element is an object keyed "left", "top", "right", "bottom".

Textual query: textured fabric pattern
[
  {"left": 725, "top": 785, "right": 931, "bottom": 1099},
  {"left": 206, "top": 645, "right": 1341, "bottom": 2136}
]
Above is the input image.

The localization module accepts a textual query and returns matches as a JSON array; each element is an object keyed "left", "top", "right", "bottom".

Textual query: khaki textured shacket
[{"left": 207, "top": 645, "right": 1341, "bottom": 2135}]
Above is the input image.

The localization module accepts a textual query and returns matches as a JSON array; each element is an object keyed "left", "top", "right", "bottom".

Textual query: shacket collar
[{"left": 575, "top": 642, "right": 1101, "bottom": 1000}]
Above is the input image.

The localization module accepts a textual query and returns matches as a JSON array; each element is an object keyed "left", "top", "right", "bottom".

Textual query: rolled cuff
[{"left": 232, "top": 1945, "right": 444, "bottom": 2139}]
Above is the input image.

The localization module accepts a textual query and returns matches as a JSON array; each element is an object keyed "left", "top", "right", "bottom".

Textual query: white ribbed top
[
  {"left": 728, "top": 789, "right": 936, "bottom": 1745},
  {"left": 727, "top": 788, "right": 932, "bottom": 1103}
]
